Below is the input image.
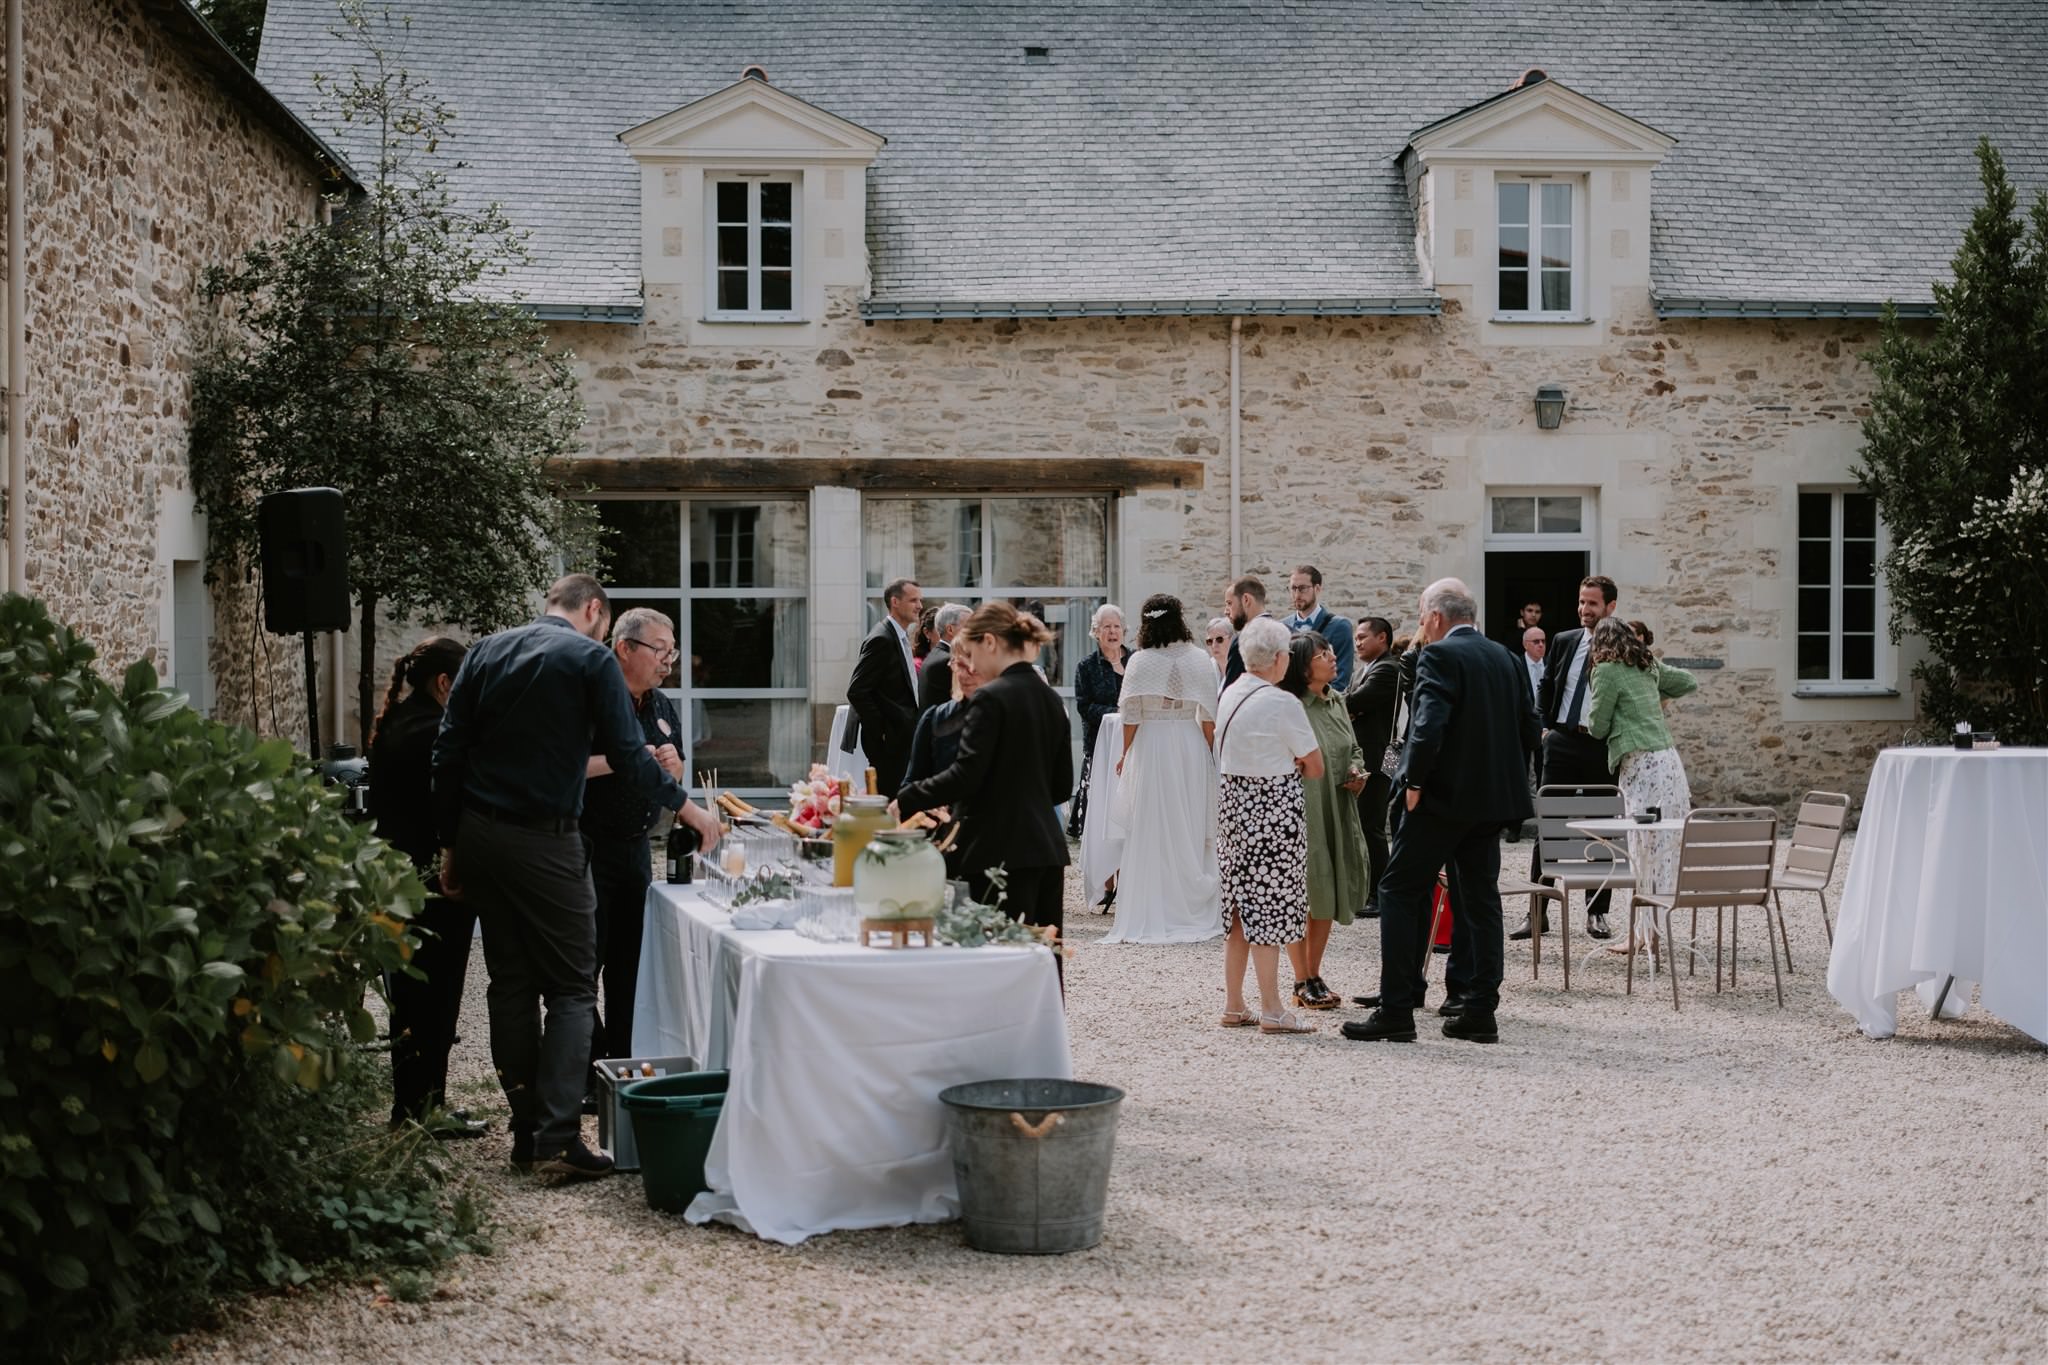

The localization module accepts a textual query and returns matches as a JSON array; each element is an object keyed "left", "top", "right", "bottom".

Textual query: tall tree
[
  {"left": 192, "top": 2, "right": 594, "bottom": 745},
  {"left": 1856, "top": 138, "right": 2048, "bottom": 741}
]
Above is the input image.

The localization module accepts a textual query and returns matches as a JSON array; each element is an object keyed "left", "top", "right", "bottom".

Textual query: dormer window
[
  {"left": 711, "top": 176, "right": 800, "bottom": 318},
  {"left": 1497, "top": 177, "right": 1578, "bottom": 316}
]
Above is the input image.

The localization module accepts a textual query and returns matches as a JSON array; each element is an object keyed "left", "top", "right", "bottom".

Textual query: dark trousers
[
  {"left": 1533, "top": 730, "right": 1617, "bottom": 916},
  {"left": 461, "top": 816, "right": 598, "bottom": 1155},
  {"left": 585, "top": 832, "right": 654, "bottom": 1061},
  {"left": 972, "top": 863, "right": 1066, "bottom": 986},
  {"left": 1378, "top": 806, "right": 1507, "bottom": 1014},
  {"left": 1356, "top": 771, "right": 1392, "bottom": 907},
  {"left": 388, "top": 895, "right": 477, "bottom": 1124}
]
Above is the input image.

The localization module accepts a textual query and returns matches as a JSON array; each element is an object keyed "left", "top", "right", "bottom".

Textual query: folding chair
[
  {"left": 1772, "top": 791, "right": 1850, "bottom": 969},
  {"left": 1525, "top": 784, "right": 1633, "bottom": 991},
  {"left": 1629, "top": 807, "right": 1782, "bottom": 1011}
]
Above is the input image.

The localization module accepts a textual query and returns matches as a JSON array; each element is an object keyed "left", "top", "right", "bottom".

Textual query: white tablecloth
[
  {"left": 1079, "top": 711, "right": 1124, "bottom": 903},
  {"left": 633, "top": 884, "right": 1072, "bottom": 1243},
  {"left": 824, "top": 703, "right": 869, "bottom": 785},
  {"left": 1825, "top": 747, "right": 2048, "bottom": 1042}
]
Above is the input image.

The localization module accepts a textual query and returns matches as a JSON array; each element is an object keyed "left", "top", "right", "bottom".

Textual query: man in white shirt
[{"left": 1524, "top": 574, "right": 1619, "bottom": 938}]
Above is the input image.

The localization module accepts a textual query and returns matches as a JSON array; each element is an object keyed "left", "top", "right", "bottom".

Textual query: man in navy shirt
[
  {"left": 1283, "top": 564, "right": 1358, "bottom": 692},
  {"left": 434, "top": 574, "right": 720, "bottom": 1182}
]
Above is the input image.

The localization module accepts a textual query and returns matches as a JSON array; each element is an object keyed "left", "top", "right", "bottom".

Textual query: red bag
[{"left": 1430, "top": 879, "right": 1453, "bottom": 947}]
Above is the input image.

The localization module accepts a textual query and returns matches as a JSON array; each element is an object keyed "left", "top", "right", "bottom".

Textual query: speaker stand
[{"left": 301, "top": 630, "right": 321, "bottom": 758}]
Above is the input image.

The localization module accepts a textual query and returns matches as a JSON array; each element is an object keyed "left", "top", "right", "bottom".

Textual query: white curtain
[{"left": 770, "top": 600, "right": 808, "bottom": 785}]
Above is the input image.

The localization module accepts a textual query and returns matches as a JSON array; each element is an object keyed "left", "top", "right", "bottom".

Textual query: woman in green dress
[{"left": 1277, "top": 631, "right": 1371, "bottom": 1008}]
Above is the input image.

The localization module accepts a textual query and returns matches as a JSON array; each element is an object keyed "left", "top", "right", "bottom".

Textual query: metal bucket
[{"left": 938, "top": 1078, "right": 1125, "bottom": 1254}]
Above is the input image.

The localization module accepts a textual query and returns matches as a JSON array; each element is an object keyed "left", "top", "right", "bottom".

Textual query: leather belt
[{"left": 466, "top": 802, "right": 581, "bottom": 835}]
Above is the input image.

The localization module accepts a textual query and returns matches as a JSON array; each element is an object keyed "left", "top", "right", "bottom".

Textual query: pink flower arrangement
[{"left": 787, "top": 763, "right": 844, "bottom": 830}]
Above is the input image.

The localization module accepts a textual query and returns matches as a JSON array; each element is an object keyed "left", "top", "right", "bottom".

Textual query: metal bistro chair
[
  {"left": 1772, "top": 790, "right": 1851, "bottom": 968},
  {"left": 1629, "top": 807, "right": 1782, "bottom": 1011},
  {"left": 1522, "top": 784, "right": 1634, "bottom": 991}
]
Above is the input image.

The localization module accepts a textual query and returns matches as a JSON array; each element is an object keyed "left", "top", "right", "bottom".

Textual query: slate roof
[{"left": 256, "top": 0, "right": 2048, "bottom": 314}]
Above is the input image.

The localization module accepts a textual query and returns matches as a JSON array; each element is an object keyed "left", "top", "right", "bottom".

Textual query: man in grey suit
[{"left": 1344, "top": 579, "right": 1539, "bottom": 1045}]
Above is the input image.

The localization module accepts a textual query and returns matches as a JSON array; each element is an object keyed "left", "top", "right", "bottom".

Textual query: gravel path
[{"left": 166, "top": 834, "right": 2045, "bottom": 1363}]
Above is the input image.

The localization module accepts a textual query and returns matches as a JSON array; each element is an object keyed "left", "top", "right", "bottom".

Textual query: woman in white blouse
[
  {"left": 1215, "top": 616, "right": 1325, "bottom": 1034},
  {"left": 1102, "top": 594, "right": 1222, "bottom": 944}
]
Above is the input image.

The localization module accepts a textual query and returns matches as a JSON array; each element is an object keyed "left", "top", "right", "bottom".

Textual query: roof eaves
[
  {"left": 861, "top": 296, "right": 1443, "bottom": 322},
  {"left": 1654, "top": 296, "right": 1940, "bottom": 320},
  {"left": 147, "top": 0, "right": 360, "bottom": 188}
]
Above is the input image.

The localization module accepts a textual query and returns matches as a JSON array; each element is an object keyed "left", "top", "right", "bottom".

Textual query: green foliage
[
  {"left": 190, "top": 1, "right": 596, "bottom": 741},
  {"left": 0, "top": 595, "right": 485, "bottom": 1361},
  {"left": 1855, "top": 138, "right": 2048, "bottom": 741}
]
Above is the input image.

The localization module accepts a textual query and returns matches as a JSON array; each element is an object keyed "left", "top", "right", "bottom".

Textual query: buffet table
[
  {"left": 1825, "top": 747, "right": 2048, "bottom": 1043},
  {"left": 632, "top": 883, "right": 1072, "bottom": 1243}
]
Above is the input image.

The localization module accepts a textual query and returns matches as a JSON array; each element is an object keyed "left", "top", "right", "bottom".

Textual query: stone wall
[
  {"left": 554, "top": 282, "right": 1928, "bottom": 812},
  {"left": 1, "top": 0, "right": 326, "bottom": 739}
]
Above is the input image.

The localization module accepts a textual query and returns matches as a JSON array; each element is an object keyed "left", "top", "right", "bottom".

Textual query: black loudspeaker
[{"left": 258, "top": 487, "right": 350, "bottom": 634}]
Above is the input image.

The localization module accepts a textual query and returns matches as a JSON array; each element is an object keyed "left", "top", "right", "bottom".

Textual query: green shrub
[{"left": 0, "top": 594, "right": 486, "bottom": 1361}]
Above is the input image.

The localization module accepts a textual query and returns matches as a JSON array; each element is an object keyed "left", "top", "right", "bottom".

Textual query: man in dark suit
[
  {"left": 844, "top": 577, "right": 924, "bottom": 796},
  {"left": 1526, "top": 573, "right": 1620, "bottom": 938},
  {"left": 1220, "top": 575, "right": 1272, "bottom": 688},
  {"left": 917, "top": 602, "right": 968, "bottom": 713},
  {"left": 1344, "top": 615, "right": 1399, "bottom": 917},
  {"left": 1345, "top": 579, "right": 1538, "bottom": 1045}
]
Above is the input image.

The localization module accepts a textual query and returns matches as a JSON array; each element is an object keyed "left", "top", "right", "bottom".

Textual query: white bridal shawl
[{"left": 1119, "top": 641, "right": 1218, "bottom": 724}]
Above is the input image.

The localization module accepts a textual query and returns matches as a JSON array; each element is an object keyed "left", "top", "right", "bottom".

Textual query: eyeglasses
[{"left": 622, "top": 637, "right": 679, "bottom": 666}]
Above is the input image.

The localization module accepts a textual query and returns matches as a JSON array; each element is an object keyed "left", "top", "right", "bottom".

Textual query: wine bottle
[{"left": 666, "top": 821, "right": 699, "bottom": 884}]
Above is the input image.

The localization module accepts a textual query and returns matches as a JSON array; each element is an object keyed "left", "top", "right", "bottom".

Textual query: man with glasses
[
  {"left": 580, "top": 608, "right": 719, "bottom": 1084},
  {"left": 1284, "top": 564, "right": 1358, "bottom": 691}
]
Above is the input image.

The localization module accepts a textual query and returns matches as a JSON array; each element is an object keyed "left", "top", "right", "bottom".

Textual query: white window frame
[
  {"left": 1494, "top": 175, "right": 1584, "bottom": 321},
  {"left": 1795, "top": 488, "right": 1891, "bottom": 695},
  {"left": 705, "top": 173, "right": 802, "bottom": 322},
  {"left": 580, "top": 495, "right": 812, "bottom": 796},
  {"left": 1481, "top": 488, "right": 1598, "bottom": 553}
]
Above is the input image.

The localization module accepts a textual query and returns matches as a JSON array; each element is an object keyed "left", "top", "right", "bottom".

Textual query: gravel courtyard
[{"left": 166, "top": 834, "right": 2045, "bottom": 1363}]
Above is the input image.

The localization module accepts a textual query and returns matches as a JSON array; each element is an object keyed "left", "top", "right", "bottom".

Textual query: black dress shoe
[
  {"left": 1340, "top": 1009, "right": 1417, "bottom": 1042},
  {"left": 510, "top": 1129, "right": 536, "bottom": 1173},
  {"left": 580, "top": 1092, "right": 601, "bottom": 1116},
  {"left": 1360, "top": 900, "right": 1380, "bottom": 920},
  {"left": 535, "top": 1138, "right": 615, "bottom": 1184},
  {"left": 1350, "top": 993, "right": 1381, "bottom": 1008},
  {"left": 1437, "top": 998, "right": 1471, "bottom": 1018},
  {"left": 1442, "top": 1012, "right": 1500, "bottom": 1044},
  {"left": 1509, "top": 914, "right": 1547, "bottom": 941},
  {"left": 1431, "top": 943, "right": 1450, "bottom": 955}
]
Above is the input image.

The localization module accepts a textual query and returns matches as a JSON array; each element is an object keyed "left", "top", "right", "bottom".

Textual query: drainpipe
[
  {"left": 1228, "top": 316, "right": 1242, "bottom": 580},
  {"left": 4, "top": 0, "right": 24, "bottom": 595}
]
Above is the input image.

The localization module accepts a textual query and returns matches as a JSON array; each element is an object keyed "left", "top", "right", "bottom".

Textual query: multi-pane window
[
  {"left": 1498, "top": 179, "right": 1575, "bottom": 315},
  {"left": 1797, "top": 491, "right": 1882, "bottom": 685},
  {"left": 711, "top": 178, "right": 797, "bottom": 317},
  {"left": 863, "top": 496, "right": 1111, "bottom": 766},
  {"left": 1489, "top": 494, "right": 1584, "bottom": 536},
  {"left": 578, "top": 498, "right": 811, "bottom": 792}
]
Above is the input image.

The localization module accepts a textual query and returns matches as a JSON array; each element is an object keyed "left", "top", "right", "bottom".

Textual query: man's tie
[{"left": 1563, "top": 639, "right": 1591, "bottom": 727}]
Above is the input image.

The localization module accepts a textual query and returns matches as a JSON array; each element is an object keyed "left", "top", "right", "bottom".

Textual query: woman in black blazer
[
  {"left": 894, "top": 602, "right": 1074, "bottom": 957},
  {"left": 367, "top": 634, "right": 482, "bottom": 1136}
]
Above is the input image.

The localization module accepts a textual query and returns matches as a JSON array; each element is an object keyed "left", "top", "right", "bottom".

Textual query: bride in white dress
[{"left": 1102, "top": 594, "right": 1224, "bottom": 944}]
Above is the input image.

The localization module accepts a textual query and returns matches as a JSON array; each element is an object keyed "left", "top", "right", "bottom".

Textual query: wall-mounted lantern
[{"left": 1534, "top": 383, "right": 1568, "bottom": 430}]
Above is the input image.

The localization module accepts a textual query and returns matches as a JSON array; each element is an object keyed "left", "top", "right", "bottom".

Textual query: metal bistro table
[
  {"left": 1567, "top": 816, "right": 1689, "bottom": 980},
  {"left": 630, "top": 882, "right": 1073, "bottom": 1244}
]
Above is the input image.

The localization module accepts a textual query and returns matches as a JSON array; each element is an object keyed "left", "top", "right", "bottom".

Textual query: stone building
[
  {"left": 258, "top": 0, "right": 2048, "bottom": 806},
  {"left": 0, "top": 0, "right": 351, "bottom": 739}
]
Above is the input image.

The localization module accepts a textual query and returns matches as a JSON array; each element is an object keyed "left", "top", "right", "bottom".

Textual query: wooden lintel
[{"left": 554, "top": 455, "right": 1205, "bottom": 494}]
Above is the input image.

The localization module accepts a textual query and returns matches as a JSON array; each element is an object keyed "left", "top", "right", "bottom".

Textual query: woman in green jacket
[
  {"left": 1277, "top": 631, "right": 1370, "bottom": 1008},
  {"left": 1586, "top": 616, "right": 1698, "bottom": 949}
]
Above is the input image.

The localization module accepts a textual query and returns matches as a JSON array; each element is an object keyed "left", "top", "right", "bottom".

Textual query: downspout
[
  {"left": 1228, "top": 316, "right": 1242, "bottom": 580},
  {"left": 4, "top": 0, "right": 24, "bottom": 595}
]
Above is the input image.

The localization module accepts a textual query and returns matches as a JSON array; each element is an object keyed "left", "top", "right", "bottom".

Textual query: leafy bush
[{"left": 0, "top": 595, "right": 486, "bottom": 1361}]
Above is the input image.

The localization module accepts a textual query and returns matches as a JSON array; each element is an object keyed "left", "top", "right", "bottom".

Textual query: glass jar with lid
[
  {"left": 831, "top": 795, "right": 893, "bottom": 887},
  {"left": 853, "top": 831, "right": 947, "bottom": 922}
]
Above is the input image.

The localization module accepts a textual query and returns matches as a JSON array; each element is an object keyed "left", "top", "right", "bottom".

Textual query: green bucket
[{"left": 619, "top": 1070, "right": 730, "bottom": 1214}]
